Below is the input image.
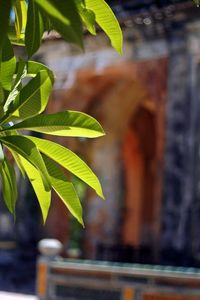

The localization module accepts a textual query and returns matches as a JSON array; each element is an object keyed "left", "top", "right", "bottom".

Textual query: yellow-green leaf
[
  {"left": 2, "top": 69, "right": 53, "bottom": 123},
  {"left": 19, "top": 156, "right": 51, "bottom": 223},
  {"left": 14, "top": 0, "right": 27, "bottom": 40},
  {"left": 85, "top": 0, "right": 123, "bottom": 54},
  {"left": 0, "top": 135, "right": 51, "bottom": 191},
  {"left": 4, "top": 110, "right": 105, "bottom": 138},
  {"left": 27, "top": 136, "right": 104, "bottom": 199},
  {"left": 43, "top": 154, "right": 83, "bottom": 225}
]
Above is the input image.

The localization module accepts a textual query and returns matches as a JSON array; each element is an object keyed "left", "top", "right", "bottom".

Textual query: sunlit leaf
[
  {"left": 2, "top": 69, "right": 53, "bottom": 122},
  {"left": 26, "top": 60, "right": 54, "bottom": 77},
  {"left": 27, "top": 136, "right": 104, "bottom": 199},
  {"left": 0, "top": 135, "right": 51, "bottom": 190},
  {"left": 5, "top": 111, "right": 105, "bottom": 137},
  {"left": 85, "top": 0, "right": 123, "bottom": 54},
  {"left": 0, "top": 143, "right": 4, "bottom": 162},
  {"left": 8, "top": 25, "right": 25, "bottom": 46},
  {"left": 19, "top": 155, "right": 51, "bottom": 223},
  {"left": 43, "top": 154, "right": 83, "bottom": 225},
  {"left": 3, "top": 59, "right": 27, "bottom": 112},
  {"left": 75, "top": 0, "right": 96, "bottom": 35},
  {"left": 9, "top": 149, "right": 26, "bottom": 177},
  {"left": 14, "top": 0, "right": 27, "bottom": 40}
]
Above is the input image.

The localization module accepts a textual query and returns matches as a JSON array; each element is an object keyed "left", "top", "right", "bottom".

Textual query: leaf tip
[
  {"left": 79, "top": 217, "right": 85, "bottom": 228},
  {"left": 97, "top": 187, "right": 105, "bottom": 200}
]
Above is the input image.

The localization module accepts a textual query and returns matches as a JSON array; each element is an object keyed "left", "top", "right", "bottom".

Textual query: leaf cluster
[{"left": 0, "top": 0, "right": 122, "bottom": 224}]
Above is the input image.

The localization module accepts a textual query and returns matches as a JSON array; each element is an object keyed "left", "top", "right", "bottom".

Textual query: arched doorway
[
  {"left": 122, "top": 105, "right": 157, "bottom": 262},
  {"left": 47, "top": 58, "right": 167, "bottom": 261}
]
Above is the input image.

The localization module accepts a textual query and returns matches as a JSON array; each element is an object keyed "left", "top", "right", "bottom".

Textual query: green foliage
[
  {"left": 85, "top": 0, "right": 123, "bottom": 54},
  {"left": 0, "top": 0, "right": 122, "bottom": 224},
  {"left": 193, "top": 0, "right": 200, "bottom": 7}
]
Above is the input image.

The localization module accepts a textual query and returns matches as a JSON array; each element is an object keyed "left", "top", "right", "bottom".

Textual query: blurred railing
[{"left": 37, "top": 240, "right": 200, "bottom": 300}]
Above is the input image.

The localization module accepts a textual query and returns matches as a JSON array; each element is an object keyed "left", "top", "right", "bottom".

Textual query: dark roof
[
  {"left": 107, "top": 1, "right": 200, "bottom": 39},
  {"left": 108, "top": 0, "right": 194, "bottom": 16}
]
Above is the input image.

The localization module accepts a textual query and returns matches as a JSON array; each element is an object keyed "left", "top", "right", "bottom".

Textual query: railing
[{"left": 36, "top": 240, "right": 200, "bottom": 300}]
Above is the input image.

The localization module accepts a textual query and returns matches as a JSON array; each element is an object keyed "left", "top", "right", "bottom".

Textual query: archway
[
  {"left": 122, "top": 106, "right": 156, "bottom": 261},
  {"left": 47, "top": 58, "right": 167, "bottom": 260}
]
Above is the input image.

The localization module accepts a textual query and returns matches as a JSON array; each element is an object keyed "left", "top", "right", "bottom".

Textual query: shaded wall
[
  {"left": 45, "top": 58, "right": 167, "bottom": 259},
  {"left": 40, "top": 22, "right": 200, "bottom": 264}
]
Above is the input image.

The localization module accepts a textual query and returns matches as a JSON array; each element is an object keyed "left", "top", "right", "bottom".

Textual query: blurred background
[{"left": 1, "top": 0, "right": 200, "bottom": 294}]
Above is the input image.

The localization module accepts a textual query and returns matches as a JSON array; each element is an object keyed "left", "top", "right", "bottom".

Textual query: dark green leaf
[
  {"left": 0, "top": 0, "right": 12, "bottom": 46},
  {"left": 0, "top": 37, "right": 16, "bottom": 91},
  {"left": 0, "top": 157, "right": 17, "bottom": 216},
  {"left": 35, "top": 0, "right": 83, "bottom": 47},
  {"left": 25, "top": 0, "right": 44, "bottom": 57}
]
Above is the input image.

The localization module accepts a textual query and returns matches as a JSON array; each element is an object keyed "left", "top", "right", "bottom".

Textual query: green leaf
[
  {"left": 27, "top": 136, "right": 104, "bottom": 199},
  {"left": 0, "top": 0, "right": 12, "bottom": 46},
  {"left": 85, "top": 0, "right": 123, "bottom": 54},
  {"left": 0, "top": 157, "right": 17, "bottom": 216},
  {"left": 0, "top": 143, "right": 4, "bottom": 162},
  {"left": 25, "top": 0, "right": 44, "bottom": 58},
  {"left": 19, "top": 155, "right": 51, "bottom": 223},
  {"left": 26, "top": 60, "right": 54, "bottom": 77},
  {"left": 8, "top": 25, "right": 25, "bottom": 46},
  {"left": 35, "top": 0, "right": 83, "bottom": 47},
  {"left": 2, "top": 69, "right": 53, "bottom": 122},
  {"left": 13, "top": 60, "right": 54, "bottom": 78},
  {"left": 0, "top": 37, "right": 16, "bottom": 91},
  {"left": 9, "top": 149, "right": 26, "bottom": 177},
  {"left": 14, "top": 0, "right": 27, "bottom": 40},
  {"left": 3, "top": 59, "right": 27, "bottom": 112},
  {"left": 0, "top": 135, "right": 51, "bottom": 190},
  {"left": 43, "top": 154, "right": 83, "bottom": 225},
  {"left": 5, "top": 111, "right": 105, "bottom": 138},
  {"left": 40, "top": 10, "right": 52, "bottom": 33},
  {"left": 75, "top": 0, "right": 96, "bottom": 35}
]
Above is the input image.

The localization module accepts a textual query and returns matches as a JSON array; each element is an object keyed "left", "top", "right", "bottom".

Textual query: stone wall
[{"left": 39, "top": 22, "right": 200, "bottom": 264}]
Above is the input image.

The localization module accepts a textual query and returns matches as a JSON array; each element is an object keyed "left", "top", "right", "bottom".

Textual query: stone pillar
[
  {"left": 186, "top": 25, "right": 200, "bottom": 259},
  {"left": 161, "top": 30, "right": 192, "bottom": 259}
]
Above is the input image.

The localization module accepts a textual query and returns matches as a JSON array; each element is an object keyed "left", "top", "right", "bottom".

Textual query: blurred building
[
  {"left": 1, "top": 1, "right": 200, "bottom": 293},
  {"left": 36, "top": 0, "right": 200, "bottom": 267}
]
